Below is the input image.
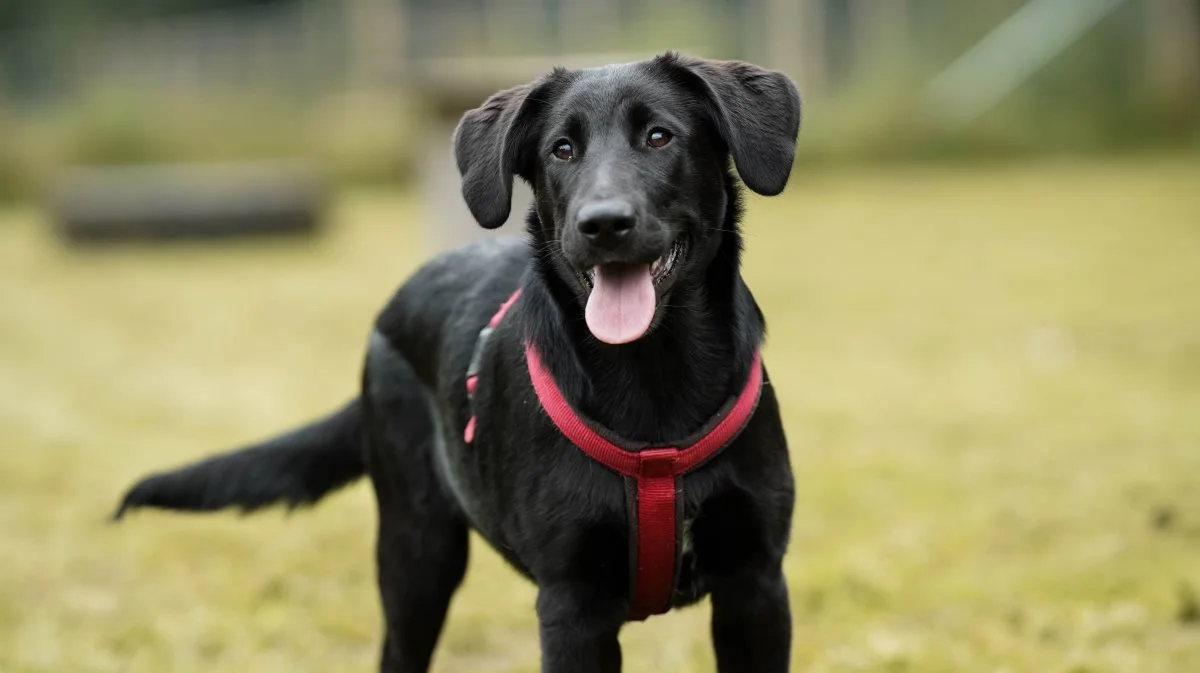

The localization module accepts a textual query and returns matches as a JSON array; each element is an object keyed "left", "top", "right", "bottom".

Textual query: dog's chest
[
  {"left": 672, "top": 515, "right": 709, "bottom": 604},
  {"left": 681, "top": 517, "right": 695, "bottom": 557}
]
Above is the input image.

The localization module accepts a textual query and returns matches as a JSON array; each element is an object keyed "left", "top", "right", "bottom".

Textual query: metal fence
[
  {"left": 3, "top": 0, "right": 1188, "bottom": 107},
  {"left": 0, "top": 0, "right": 1195, "bottom": 157}
]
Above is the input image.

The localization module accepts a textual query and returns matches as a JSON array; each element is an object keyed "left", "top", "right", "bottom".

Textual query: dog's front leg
[
  {"left": 710, "top": 562, "right": 792, "bottom": 672},
  {"left": 536, "top": 583, "right": 625, "bottom": 673}
]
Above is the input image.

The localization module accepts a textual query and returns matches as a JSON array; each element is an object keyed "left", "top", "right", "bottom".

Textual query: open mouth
[
  {"left": 579, "top": 237, "right": 688, "bottom": 290},
  {"left": 578, "top": 238, "right": 687, "bottom": 345}
]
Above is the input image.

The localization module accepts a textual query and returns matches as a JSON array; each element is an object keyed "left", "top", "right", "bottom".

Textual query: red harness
[{"left": 465, "top": 290, "right": 764, "bottom": 621}]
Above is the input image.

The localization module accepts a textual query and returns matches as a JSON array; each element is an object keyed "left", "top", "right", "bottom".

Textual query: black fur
[
  {"left": 112, "top": 400, "right": 363, "bottom": 518},
  {"left": 116, "top": 51, "right": 802, "bottom": 673}
]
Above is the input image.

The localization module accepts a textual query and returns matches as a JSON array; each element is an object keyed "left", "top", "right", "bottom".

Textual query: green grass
[{"left": 2, "top": 156, "right": 1199, "bottom": 672}]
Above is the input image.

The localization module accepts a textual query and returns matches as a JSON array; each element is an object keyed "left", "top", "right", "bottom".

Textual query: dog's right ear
[{"left": 453, "top": 72, "right": 565, "bottom": 229}]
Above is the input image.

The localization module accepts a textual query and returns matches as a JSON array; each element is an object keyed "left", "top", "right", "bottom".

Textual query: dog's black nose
[{"left": 576, "top": 200, "right": 635, "bottom": 248}]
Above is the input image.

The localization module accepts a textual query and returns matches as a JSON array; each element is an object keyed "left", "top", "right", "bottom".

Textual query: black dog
[{"left": 115, "top": 51, "right": 802, "bottom": 672}]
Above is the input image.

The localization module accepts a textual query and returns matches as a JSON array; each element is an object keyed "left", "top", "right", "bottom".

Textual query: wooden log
[{"left": 49, "top": 160, "right": 330, "bottom": 244}]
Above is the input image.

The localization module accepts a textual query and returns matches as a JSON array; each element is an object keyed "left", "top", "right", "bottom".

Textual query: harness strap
[
  {"left": 525, "top": 343, "right": 763, "bottom": 620},
  {"left": 463, "top": 288, "right": 765, "bottom": 621},
  {"left": 632, "top": 447, "right": 682, "bottom": 619},
  {"left": 464, "top": 289, "right": 523, "bottom": 443}
]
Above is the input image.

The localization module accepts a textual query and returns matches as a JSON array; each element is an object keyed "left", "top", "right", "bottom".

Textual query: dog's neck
[{"left": 522, "top": 185, "right": 765, "bottom": 444}]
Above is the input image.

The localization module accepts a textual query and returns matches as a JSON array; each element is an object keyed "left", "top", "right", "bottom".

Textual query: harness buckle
[
  {"left": 465, "top": 326, "right": 495, "bottom": 383},
  {"left": 637, "top": 448, "right": 679, "bottom": 478}
]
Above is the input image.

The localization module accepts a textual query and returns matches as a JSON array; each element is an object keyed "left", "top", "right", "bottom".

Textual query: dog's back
[{"left": 114, "top": 236, "right": 530, "bottom": 521}]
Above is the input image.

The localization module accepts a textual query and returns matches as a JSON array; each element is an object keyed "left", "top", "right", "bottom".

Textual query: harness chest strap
[
  {"left": 525, "top": 345, "right": 763, "bottom": 620},
  {"left": 465, "top": 289, "right": 765, "bottom": 621},
  {"left": 463, "top": 289, "right": 524, "bottom": 444}
]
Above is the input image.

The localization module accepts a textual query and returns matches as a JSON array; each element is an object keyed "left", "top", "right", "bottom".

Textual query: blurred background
[
  {"left": 2, "top": 1, "right": 1199, "bottom": 672},
  {"left": 1, "top": 0, "right": 1197, "bottom": 208}
]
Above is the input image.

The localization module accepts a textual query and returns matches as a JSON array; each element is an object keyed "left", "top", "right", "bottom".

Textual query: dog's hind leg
[
  {"left": 373, "top": 466, "right": 467, "bottom": 673},
  {"left": 364, "top": 332, "right": 469, "bottom": 673}
]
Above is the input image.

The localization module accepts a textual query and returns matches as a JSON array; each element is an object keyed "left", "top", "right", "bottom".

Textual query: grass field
[{"left": 2, "top": 156, "right": 1199, "bottom": 672}]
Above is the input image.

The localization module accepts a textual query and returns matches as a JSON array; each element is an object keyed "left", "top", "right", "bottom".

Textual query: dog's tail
[{"left": 112, "top": 399, "right": 365, "bottom": 521}]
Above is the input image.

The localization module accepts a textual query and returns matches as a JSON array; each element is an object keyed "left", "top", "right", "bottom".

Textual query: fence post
[
  {"left": 1144, "top": 0, "right": 1200, "bottom": 133},
  {"left": 765, "top": 0, "right": 813, "bottom": 85},
  {"left": 344, "top": 0, "right": 404, "bottom": 92},
  {"left": 851, "top": 0, "right": 911, "bottom": 71}
]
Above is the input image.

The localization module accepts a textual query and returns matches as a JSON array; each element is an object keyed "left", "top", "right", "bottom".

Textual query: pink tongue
[{"left": 585, "top": 263, "right": 656, "bottom": 344}]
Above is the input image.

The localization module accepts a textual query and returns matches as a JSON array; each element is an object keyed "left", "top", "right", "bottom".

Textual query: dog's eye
[
  {"left": 647, "top": 128, "right": 673, "bottom": 149},
  {"left": 552, "top": 140, "right": 574, "bottom": 161}
]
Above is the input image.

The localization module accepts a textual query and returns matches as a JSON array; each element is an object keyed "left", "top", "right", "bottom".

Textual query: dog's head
[{"left": 453, "top": 52, "right": 801, "bottom": 345}]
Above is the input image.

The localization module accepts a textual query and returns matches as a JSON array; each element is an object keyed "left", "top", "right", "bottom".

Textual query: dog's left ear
[{"left": 659, "top": 53, "right": 802, "bottom": 196}]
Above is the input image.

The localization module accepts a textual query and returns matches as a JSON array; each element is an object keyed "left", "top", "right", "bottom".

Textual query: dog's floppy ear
[
  {"left": 659, "top": 53, "right": 802, "bottom": 196},
  {"left": 452, "top": 72, "right": 565, "bottom": 229}
]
